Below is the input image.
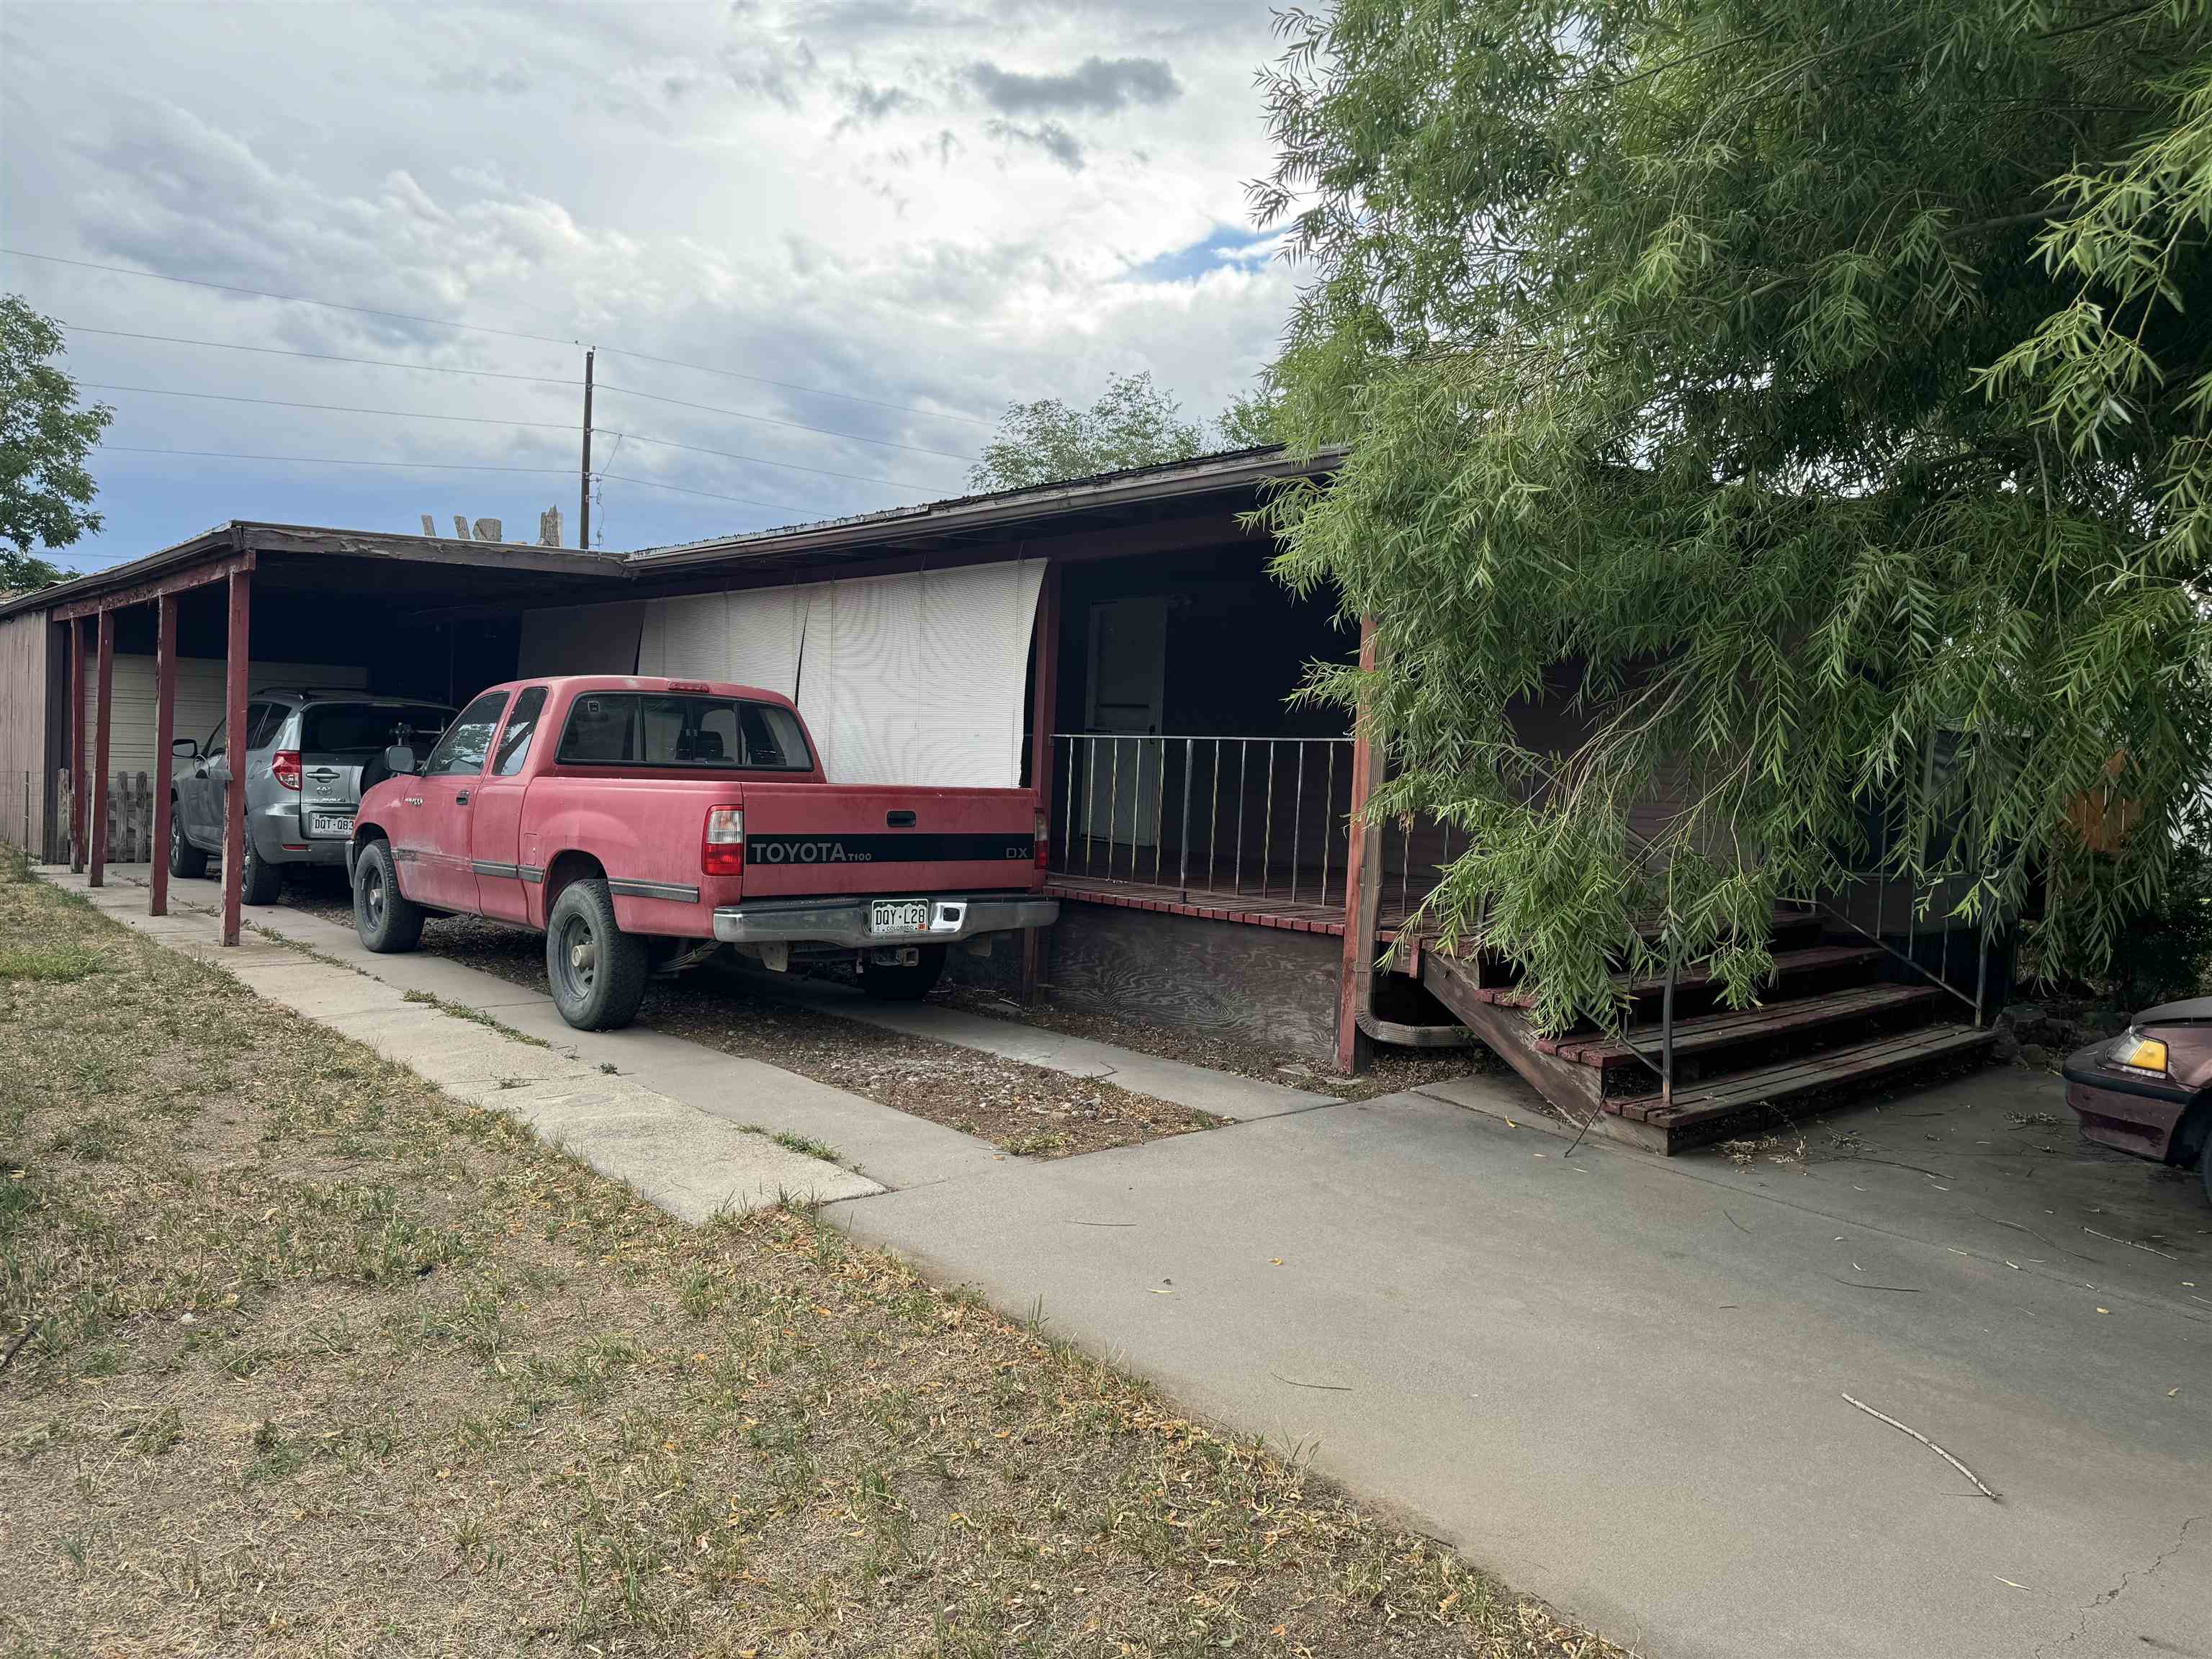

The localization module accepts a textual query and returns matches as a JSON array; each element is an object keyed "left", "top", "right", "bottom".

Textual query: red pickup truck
[{"left": 348, "top": 675, "right": 1056, "bottom": 1030}]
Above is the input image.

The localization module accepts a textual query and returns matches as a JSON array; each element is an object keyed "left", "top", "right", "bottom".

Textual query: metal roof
[{"left": 0, "top": 444, "right": 1339, "bottom": 622}]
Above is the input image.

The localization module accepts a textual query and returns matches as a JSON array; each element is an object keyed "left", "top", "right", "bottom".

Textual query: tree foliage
[
  {"left": 0, "top": 295, "right": 111, "bottom": 589},
  {"left": 1254, "top": 0, "right": 2212, "bottom": 1029},
  {"left": 969, "top": 370, "right": 1207, "bottom": 490}
]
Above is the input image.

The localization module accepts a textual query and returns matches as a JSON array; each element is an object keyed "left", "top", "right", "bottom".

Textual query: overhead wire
[
  {"left": 6, "top": 246, "right": 992, "bottom": 426},
  {"left": 61, "top": 325, "right": 977, "bottom": 460},
  {"left": 84, "top": 381, "right": 935, "bottom": 492}
]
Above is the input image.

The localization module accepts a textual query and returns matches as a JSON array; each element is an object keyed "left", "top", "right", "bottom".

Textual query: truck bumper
[{"left": 712, "top": 894, "right": 1058, "bottom": 949}]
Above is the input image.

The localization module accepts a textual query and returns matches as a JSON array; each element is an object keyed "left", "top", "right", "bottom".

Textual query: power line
[
  {"left": 595, "top": 346, "right": 993, "bottom": 428},
  {"left": 99, "top": 444, "right": 826, "bottom": 516},
  {"left": 8, "top": 245, "right": 994, "bottom": 428},
  {"left": 595, "top": 381, "right": 974, "bottom": 461},
  {"left": 61, "top": 322, "right": 978, "bottom": 461},
  {"left": 88, "top": 378, "right": 937, "bottom": 493},
  {"left": 60, "top": 322, "right": 584, "bottom": 387},
  {"left": 8, "top": 248, "right": 575, "bottom": 346},
  {"left": 82, "top": 381, "right": 578, "bottom": 432}
]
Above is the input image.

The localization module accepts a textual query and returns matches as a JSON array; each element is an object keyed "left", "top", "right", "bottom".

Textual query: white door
[{"left": 1083, "top": 598, "right": 1166, "bottom": 851}]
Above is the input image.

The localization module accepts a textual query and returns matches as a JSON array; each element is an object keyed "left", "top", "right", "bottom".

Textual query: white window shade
[{"left": 637, "top": 560, "right": 1045, "bottom": 788}]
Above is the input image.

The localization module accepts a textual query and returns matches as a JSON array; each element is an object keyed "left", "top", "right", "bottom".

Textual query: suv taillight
[
  {"left": 703, "top": 806, "right": 745, "bottom": 875},
  {"left": 271, "top": 750, "right": 302, "bottom": 791},
  {"left": 1034, "top": 806, "right": 1048, "bottom": 875}
]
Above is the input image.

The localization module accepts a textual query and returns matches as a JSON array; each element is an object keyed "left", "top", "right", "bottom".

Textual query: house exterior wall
[{"left": 0, "top": 611, "right": 58, "bottom": 857}]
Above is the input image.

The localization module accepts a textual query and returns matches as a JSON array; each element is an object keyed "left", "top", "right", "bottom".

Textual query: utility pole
[{"left": 578, "top": 346, "right": 595, "bottom": 551}]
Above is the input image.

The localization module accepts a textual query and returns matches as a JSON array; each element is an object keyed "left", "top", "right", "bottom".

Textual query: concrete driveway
[
  {"left": 837, "top": 1066, "right": 2211, "bottom": 1659},
  {"left": 60, "top": 866, "right": 2210, "bottom": 1658}
]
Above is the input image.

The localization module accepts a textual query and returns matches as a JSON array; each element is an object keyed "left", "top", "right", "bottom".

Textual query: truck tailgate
[{"left": 739, "top": 786, "right": 1036, "bottom": 896}]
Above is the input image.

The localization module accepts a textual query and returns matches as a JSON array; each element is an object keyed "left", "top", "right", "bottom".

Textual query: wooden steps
[
  {"left": 1603, "top": 1025, "right": 1994, "bottom": 1149},
  {"left": 1468, "top": 943, "right": 1882, "bottom": 1010},
  {"left": 1416, "top": 921, "right": 1992, "bottom": 1155},
  {"left": 1537, "top": 981, "right": 1945, "bottom": 1073}
]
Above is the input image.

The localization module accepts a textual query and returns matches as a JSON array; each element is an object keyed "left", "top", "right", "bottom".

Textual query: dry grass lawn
[{"left": 1, "top": 852, "right": 1624, "bottom": 1658}]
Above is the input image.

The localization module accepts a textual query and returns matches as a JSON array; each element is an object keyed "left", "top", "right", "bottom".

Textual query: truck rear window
[
  {"left": 554, "top": 693, "right": 814, "bottom": 772},
  {"left": 302, "top": 703, "right": 454, "bottom": 752}
]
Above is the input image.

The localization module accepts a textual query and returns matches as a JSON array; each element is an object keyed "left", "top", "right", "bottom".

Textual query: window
[
  {"left": 301, "top": 703, "right": 454, "bottom": 753},
  {"left": 493, "top": 686, "right": 548, "bottom": 777},
  {"left": 243, "top": 703, "right": 284, "bottom": 750},
  {"left": 554, "top": 693, "right": 813, "bottom": 771},
  {"left": 203, "top": 719, "right": 225, "bottom": 761},
  {"left": 423, "top": 690, "right": 509, "bottom": 776}
]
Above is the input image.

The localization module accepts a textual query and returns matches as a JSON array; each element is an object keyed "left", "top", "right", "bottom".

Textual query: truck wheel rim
[
  {"left": 363, "top": 866, "right": 385, "bottom": 924},
  {"left": 562, "top": 917, "right": 597, "bottom": 991}
]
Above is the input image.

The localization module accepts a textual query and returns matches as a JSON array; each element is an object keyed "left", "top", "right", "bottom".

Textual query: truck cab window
[
  {"left": 493, "top": 686, "right": 549, "bottom": 777},
  {"left": 423, "top": 691, "right": 510, "bottom": 776}
]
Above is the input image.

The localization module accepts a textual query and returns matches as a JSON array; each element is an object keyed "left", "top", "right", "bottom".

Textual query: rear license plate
[
  {"left": 308, "top": 813, "right": 354, "bottom": 838},
  {"left": 869, "top": 899, "right": 930, "bottom": 936}
]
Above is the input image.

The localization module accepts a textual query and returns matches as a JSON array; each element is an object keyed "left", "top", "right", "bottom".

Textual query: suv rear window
[
  {"left": 554, "top": 693, "right": 813, "bottom": 771},
  {"left": 302, "top": 703, "right": 455, "bottom": 752}
]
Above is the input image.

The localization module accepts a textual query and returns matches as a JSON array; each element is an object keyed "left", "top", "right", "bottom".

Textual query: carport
[{"left": 15, "top": 522, "right": 624, "bottom": 944}]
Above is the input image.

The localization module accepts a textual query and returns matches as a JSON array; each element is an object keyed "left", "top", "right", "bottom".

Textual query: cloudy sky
[{"left": 0, "top": 0, "right": 1299, "bottom": 572}]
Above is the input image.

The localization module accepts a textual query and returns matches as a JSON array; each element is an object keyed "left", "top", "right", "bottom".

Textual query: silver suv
[{"left": 169, "top": 690, "right": 455, "bottom": 903}]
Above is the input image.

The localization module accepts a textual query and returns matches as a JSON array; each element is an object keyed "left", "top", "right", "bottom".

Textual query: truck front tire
[
  {"left": 354, "top": 840, "right": 424, "bottom": 953},
  {"left": 860, "top": 943, "right": 946, "bottom": 1002},
  {"left": 547, "top": 878, "right": 648, "bottom": 1030}
]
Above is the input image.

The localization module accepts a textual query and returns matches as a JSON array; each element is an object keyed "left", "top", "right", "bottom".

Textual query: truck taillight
[
  {"left": 271, "top": 750, "right": 302, "bottom": 791},
  {"left": 702, "top": 806, "right": 745, "bottom": 875},
  {"left": 1034, "top": 807, "right": 1048, "bottom": 874}
]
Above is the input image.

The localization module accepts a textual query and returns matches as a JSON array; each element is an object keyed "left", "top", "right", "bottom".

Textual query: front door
[
  {"left": 395, "top": 689, "right": 508, "bottom": 914},
  {"left": 1083, "top": 597, "right": 1167, "bottom": 850},
  {"left": 184, "top": 716, "right": 227, "bottom": 848}
]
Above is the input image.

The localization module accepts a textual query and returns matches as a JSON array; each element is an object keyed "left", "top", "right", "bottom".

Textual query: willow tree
[{"left": 1254, "top": 0, "right": 2212, "bottom": 1029}]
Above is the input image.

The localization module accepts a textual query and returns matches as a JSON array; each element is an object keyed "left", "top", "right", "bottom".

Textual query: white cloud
[{"left": 0, "top": 0, "right": 1295, "bottom": 562}]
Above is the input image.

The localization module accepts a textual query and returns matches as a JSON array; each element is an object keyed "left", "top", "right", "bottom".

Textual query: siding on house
[{"left": 80, "top": 656, "right": 369, "bottom": 792}]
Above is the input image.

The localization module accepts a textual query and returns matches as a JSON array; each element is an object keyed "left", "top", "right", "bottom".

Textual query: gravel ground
[
  {"left": 938, "top": 978, "right": 1493, "bottom": 1101},
  {"left": 271, "top": 875, "right": 1216, "bottom": 1159}
]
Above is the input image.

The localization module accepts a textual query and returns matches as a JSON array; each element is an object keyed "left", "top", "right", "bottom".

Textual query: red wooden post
[
  {"left": 220, "top": 567, "right": 251, "bottom": 946},
  {"left": 150, "top": 593, "right": 179, "bottom": 916},
  {"left": 1021, "top": 560, "right": 1062, "bottom": 1004},
  {"left": 1335, "top": 615, "right": 1382, "bottom": 1075},
  {"left": 89, "top": 609, "right": 114, "bottom": 888},
  {"left": 68, "top": 616, "right": 86, "bottom": 873}
]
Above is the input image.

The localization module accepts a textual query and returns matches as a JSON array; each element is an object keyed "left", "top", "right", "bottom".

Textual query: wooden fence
[{"left": 49, "top": 769, "right": 159, "bottom": 866}]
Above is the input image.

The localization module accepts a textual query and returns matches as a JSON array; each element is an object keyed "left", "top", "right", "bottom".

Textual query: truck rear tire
[
  {"left": 547, "top": 878, "right": 648, "bottom": 1030},
  {"left": 354, "top": 839, "right": 423, "bottom": 953},
  {"left": 860, "top": 943, "right": 946, "bottom": 1002}
]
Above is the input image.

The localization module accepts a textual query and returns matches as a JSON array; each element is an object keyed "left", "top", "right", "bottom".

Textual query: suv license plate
[
  {"left": 309, "top": 813, "right": 354, "bottom": 837},
  {"left": 870, "top": 899, "right": 930, "bottom": 936}
]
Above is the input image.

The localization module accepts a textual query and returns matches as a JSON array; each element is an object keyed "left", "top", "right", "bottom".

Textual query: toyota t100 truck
[{"left": 349, "top": 675, "right": 1056, "bottom": 1030}]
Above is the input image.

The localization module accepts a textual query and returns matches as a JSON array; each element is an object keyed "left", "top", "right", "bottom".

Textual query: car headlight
[{"left": 2106, "top": 1028, "right": 2170, "bottom": 1077}]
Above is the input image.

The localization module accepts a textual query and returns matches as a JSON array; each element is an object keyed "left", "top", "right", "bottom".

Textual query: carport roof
[{"left": 0, "top": 520, "right": 629, "bottom": 623}]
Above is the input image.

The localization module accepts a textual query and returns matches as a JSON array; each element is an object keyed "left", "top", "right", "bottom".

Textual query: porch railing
[
  {"left": 1043, "top": 732, "right": 1471, "bottom": 922},
  {"left": 1046, "top": 734, "right": 1362, "bottom": 907}
]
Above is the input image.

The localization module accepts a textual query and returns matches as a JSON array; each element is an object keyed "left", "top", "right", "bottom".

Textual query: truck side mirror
[
  {"left": 384, "top": 745, "right": 418, "bottom": 776},
  {"left": 171, "top": 737, "right": 199, "bottom": 760}
]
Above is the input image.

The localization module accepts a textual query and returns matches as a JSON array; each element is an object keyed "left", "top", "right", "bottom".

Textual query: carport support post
[
  {"left": 1335, "top": 615, "right": 1382, "bottom": 1076},
  {"left": 68, "top": 616, "right": 86, "bottom": 873},
  {"left": 150, "top": 593, "right": 178, "bottom": 917},
  {"left": 1021, "top": 559, "right": 1061, "bottom": 1004},
  {"left": 89, "top": 609, "right": 114, "bottom": 888},
  {"left": 220, "top": 567, "right": 251, "bottom": 947}
]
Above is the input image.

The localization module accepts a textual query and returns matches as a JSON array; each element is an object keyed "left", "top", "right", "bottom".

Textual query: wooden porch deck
[{"left": 1043, "top": 868, "right": 1422, "bottom": 938}]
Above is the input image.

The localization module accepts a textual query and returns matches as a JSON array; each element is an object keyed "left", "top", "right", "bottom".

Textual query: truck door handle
[
  {"left": 886, "top": 810, "right": 916, "bottom": 828},
  {"left": 455, "top": 791, "right": 470, "bottom": 806}
]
